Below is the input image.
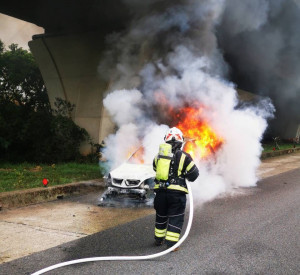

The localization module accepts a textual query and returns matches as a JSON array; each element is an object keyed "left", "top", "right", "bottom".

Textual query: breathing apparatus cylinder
[{"left": 32, "top": 182, "right": 194, "bottom": 275}]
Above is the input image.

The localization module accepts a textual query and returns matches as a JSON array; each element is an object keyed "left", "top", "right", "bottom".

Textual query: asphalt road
[{"left": 1, "top": 168, "right": 299, "bottom": 275}]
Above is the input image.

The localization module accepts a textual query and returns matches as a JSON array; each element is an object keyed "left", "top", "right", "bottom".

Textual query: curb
[
  {"left": 261, "top": 147, "right": 300, "bottom": 159},
  {"left": 0, "top": 179, "right": 105, "bottom": 210}
]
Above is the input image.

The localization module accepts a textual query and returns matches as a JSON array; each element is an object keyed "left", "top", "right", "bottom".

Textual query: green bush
[{"left": 0, "top": 99, "right": 89, "bottom": 163}]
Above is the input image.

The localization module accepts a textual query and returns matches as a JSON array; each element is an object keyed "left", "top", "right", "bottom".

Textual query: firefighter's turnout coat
[{"left": 153, "top": 143, "right": 199, "bottom": 245}]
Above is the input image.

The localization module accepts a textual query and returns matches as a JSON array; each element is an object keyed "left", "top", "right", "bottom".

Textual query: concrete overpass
[{"left": 28, "top": 32, "right": 115, "bottom": 152}]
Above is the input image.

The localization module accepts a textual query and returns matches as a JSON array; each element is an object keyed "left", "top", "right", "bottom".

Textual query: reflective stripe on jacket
[{"left": 154, "top": 183, "right": 188, "bottom": 193}]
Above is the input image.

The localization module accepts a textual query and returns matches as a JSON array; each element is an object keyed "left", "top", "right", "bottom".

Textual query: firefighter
[{"left": 153, "top": 127, "right": 199, "bottom": 249}]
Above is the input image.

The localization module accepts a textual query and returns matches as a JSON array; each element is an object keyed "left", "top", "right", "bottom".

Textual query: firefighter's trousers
[{"left": 154, "top": 190, "right": 187, "bottom": 246}]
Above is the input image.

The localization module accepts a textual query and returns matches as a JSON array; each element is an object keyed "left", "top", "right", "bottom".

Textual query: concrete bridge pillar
[{"left": 29, "top": 32, "right": 115, "bottom": 153}]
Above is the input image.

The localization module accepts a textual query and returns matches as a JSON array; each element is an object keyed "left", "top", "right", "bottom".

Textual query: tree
[
  {"left": 0, "top": 40, "right": 4, "bottom": 54},
  {"left": 0, "top": 42, "right": 50, "bottom": 112}
]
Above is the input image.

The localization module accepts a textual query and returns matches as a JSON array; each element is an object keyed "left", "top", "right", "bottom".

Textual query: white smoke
[
  {"left": 104, "top": 123, "right": 140, "bottom": 168},
  {"left": 103, "top": 89, "right": 143, "bottom": 126},
  {"left": 101, "top": 0, "right": 274, "bottom": 203}
]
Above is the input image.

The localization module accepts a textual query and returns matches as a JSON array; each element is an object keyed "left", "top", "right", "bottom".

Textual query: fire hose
[{"left": 31, "top": 182, "right": 194, "bottom": 275}]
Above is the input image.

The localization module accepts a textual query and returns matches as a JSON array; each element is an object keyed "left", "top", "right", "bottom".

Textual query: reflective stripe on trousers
[
  {"left": 166, "top": 231, "right": 180, "bottom": 242},
  {"left": 155, "top": 227, "right": 167, "bottom": 238},
  {"left": 154, "top": 212, "right": 168, "bottom": 239}
]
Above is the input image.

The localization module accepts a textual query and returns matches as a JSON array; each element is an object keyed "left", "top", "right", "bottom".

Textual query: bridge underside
[
  {"left": 0, "top": 1, "right": 129, "bottom": 33},
  {"left": 29, "top": 32, "right": 115, "bottom": 152}
]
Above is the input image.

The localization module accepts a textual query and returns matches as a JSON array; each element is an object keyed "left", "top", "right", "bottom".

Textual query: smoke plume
[
  {"left": 218, "top": 0, "right": 300, "bottom": 138},
  {"left": 100, "top": 0, "right": 276, "bottom": 203}
]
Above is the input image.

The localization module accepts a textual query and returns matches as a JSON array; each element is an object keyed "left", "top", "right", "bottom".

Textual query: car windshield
[
  {"left": 126, "top": 141, "right": 194, "bottom": 165},
  {"left": 127, "top": 146, "right": 145, "bottom": 164},
  {"left": 126, "top": 140, "right": 200, "bottom": 165}
]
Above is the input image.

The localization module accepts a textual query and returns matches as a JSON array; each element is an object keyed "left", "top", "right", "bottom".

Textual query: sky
[{"left": 0, "top": 13, "right": 44, "bottom": 50}]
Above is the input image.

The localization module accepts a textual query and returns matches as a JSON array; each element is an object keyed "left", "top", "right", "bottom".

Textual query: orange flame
[
  {"left": 124, "top": 93, "right": 223, "bottom": 162},
  {"left": 175, "top": 106, "right": 223, "bottom": 159}
]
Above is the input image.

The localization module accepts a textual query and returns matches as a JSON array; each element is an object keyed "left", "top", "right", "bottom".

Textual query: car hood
[{"left": 110, "top": 162, "right": 155, "bottom": 181}]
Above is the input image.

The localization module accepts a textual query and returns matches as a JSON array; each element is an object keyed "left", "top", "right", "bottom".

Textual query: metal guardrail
[{"left": 261, "top": 147, "right": 300, "bottom": 159}]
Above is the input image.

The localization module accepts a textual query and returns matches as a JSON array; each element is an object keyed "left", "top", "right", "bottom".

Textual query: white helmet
[{"left": 164, "top": 127, "right": 184, "bottom": 143}]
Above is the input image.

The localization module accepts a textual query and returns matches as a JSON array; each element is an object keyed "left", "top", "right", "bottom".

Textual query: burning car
[
  {"left": 98, "top": 104, "right": 224, "bottom": 207},
  {"left": 98, "top": 128, "right": 221, "bottom": 207},
  {"left": 98, "top": 147, "right": 156, "bottom": 207}
]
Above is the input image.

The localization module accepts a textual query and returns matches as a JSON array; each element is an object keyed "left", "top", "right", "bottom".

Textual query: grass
[
  {"left": 0, "top": 162, "right": 104, "bottom": 193},
  {"left": 1, "top": 142, "right": 299, "bottom": 193},
  {"left": 262, "top": 142, "right": 300, "bottom": 152}
]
